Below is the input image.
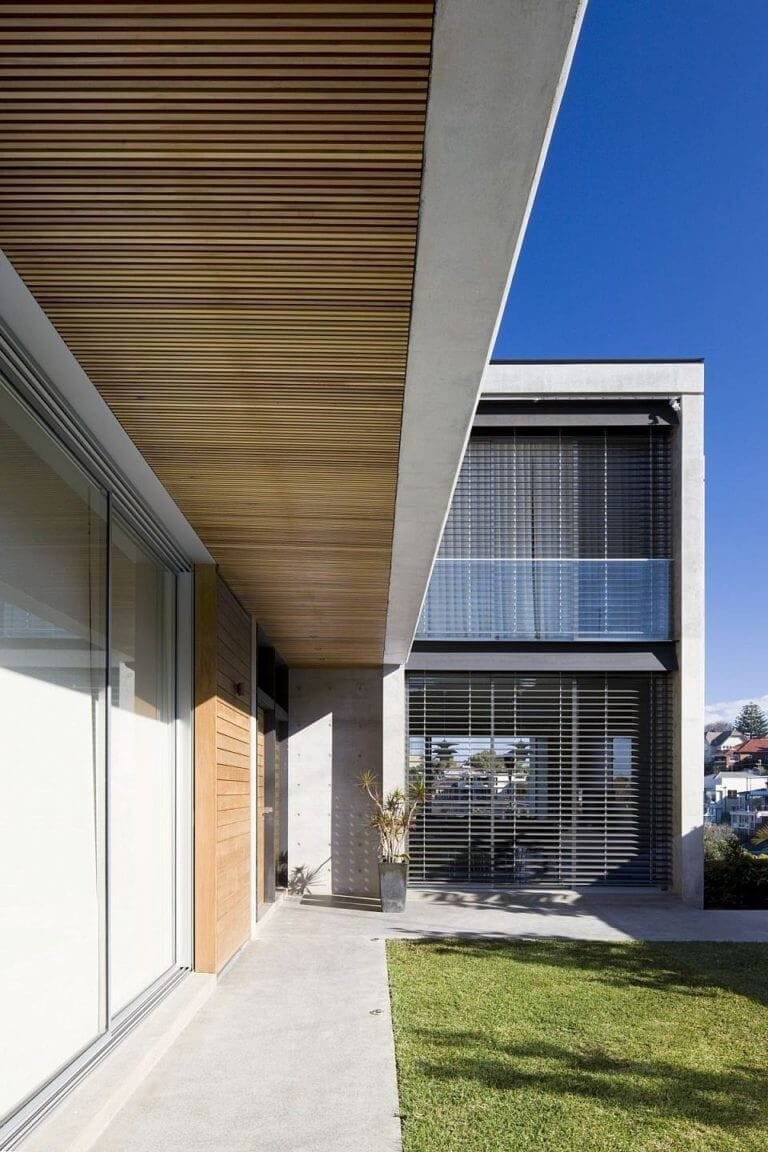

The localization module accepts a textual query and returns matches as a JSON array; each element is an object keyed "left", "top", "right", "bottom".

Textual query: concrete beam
[
  {"left": 483, "top": 359, "right": 704, "bottom": 397},
  {"left": 384, "top": 0, "right": 586, "bottom": 664},
  {"left": 407, "top": 645, "right": 678, "bottom": 674}
]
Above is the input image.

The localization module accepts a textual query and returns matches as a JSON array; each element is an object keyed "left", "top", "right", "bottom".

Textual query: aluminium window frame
[{"left": 0, "top": 348, "right": 194, "bottom": 1150}]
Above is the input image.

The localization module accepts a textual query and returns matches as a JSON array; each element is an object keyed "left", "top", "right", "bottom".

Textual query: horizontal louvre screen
[
  {"left": 417, "top": 429, "right": 672, "bottom": 641},
  {"left": 407, "top": 672, "right": 672, "bottom": 888}
]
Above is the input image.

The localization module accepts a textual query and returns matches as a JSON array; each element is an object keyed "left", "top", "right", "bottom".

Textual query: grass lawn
[{"left": 387, "top": 938, "right": 768, "bottom": 1152}]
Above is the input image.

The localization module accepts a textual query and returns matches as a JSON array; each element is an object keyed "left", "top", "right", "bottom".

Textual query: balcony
[{"left": 416, "top": 558, "right": 672, "bottom": 642}]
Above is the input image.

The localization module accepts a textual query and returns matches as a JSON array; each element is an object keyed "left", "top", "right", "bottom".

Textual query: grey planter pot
[{"left": 379, "top": 861, "right": 408, "bottom": 913}]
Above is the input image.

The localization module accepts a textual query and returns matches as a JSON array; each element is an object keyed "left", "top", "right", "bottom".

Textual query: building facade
[
  {"left": 0, "top": 4, "right": 705, "bottom": 1148},
  {"left": 284, "top": 363, "right": 704, "bottom": 906},
  {"left": 406, "top": 363, "right": 704, "bottom": 894}
]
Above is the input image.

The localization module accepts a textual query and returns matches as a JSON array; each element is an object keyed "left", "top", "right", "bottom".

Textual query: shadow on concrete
[
  {"left": 301, "top": 893, "right": 382, "bottom": 912},
  {"left": 288, "top": 859, "right": 332, "bottom": 896},
  {"left": 411, "top": 887, "right": 590, "bottom": 917}
]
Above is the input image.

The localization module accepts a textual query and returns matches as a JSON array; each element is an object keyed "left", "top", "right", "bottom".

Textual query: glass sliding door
[
  {"left": 0, "top": 384, "right": 107, "bottom": 1121},
  {"left": 109, "top": 516, "right": 176, "bottom": 1013},
  {"left": 0, "top": 370, "right": 188, "bottom": 1139}
]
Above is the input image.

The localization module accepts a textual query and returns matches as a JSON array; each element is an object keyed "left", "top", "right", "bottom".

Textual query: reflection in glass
[
  {"left": 0, "top": 383, "right": 107, "bottom": 1122},
  {"left": 417, "top": 431, "right": 673, "bottom": 641},
  {"left": 109, "top": 517, "right": 176, "bottom": 1013},
  {"left": 408, "top": 673, "right": 669, "bottom": 887}
]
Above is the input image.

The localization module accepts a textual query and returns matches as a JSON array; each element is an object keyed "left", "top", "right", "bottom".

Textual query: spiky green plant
[{"left": 360, "top": 772, "right": 425, "bottom": 863}]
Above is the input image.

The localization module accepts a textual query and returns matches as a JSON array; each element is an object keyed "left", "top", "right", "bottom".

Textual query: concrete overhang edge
[{"left": 383, "top": 0, "right": 588, "bottom": 666}]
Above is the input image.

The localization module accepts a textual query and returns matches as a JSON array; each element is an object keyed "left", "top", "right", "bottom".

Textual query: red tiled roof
[{"left": 735, "top": 738, "right": 768, "bottom": 755}]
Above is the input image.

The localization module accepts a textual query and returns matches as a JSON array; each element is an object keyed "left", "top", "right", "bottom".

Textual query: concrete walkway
[{"left": 70, "top": 891, "right": 768, "bottom": 1151}]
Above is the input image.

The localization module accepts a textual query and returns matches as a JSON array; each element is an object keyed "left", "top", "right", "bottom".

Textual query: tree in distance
[{"left": 734, "top": 702, "right": 768, "bottom": 739}]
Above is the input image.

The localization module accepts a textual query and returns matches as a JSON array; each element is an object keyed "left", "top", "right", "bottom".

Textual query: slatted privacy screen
[
  {"left": 417, "top": 429, "right": 673, "bottom": 641},
  {"left": 407, "top": 673, "right": 672, "bottom": 888}
]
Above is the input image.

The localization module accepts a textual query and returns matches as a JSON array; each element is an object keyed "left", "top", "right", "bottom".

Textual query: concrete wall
[
  {"left": 673, "top": 390, "right": 706, "bottom": 904},
  {"left": 289, "top": 669, "right": 407, "bottom": 898}
]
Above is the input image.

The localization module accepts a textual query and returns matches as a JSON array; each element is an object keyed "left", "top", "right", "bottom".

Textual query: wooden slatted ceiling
[{"left": 0, "top": 2, "right": 434, "bottom": 666}]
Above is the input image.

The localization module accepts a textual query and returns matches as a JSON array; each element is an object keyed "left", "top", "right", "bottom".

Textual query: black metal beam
[{"left": 407, "top": 642, "right": 678, "bottom": 673}]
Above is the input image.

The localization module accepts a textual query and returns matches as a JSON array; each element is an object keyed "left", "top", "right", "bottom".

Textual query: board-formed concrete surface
[{"left": 78, "top": 891, "right": 768, "bottom": 1152}]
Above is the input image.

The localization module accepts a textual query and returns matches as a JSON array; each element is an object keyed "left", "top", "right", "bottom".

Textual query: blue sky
[{"left": 494, "top": 0, "right": 768, "bottom": 705}]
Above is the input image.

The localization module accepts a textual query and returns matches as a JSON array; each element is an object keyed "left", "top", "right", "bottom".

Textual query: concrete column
[
  {"left": 673, "top": 388, "right": 705, "bottom": 904},
  {"left": 287, "top": 671, "right": 334, "bottom": 895},
  {"left": 289, "top": 669, "right": 390, "bottom": 898},
  {"left": 382, "top": 664, "right": 406, "bottom": 797},
  {"left": 288, "top": 666, "right": 408, "bottom": 898}
]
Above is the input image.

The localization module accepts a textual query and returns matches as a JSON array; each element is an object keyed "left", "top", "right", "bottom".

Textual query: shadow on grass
[
  {"left": 405, "top": 936, "right": 768, "bottom": 1006},
  {"left": 414, "top": 1033, "right": 764, "bottom": 1131},
  {"left": 391, "top": 938, "right": 768, "bottom": 1136}
]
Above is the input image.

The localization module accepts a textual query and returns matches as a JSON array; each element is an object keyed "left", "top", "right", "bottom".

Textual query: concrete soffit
[{"left": 383, "top": 0, "right": 587, "bottom": 666}]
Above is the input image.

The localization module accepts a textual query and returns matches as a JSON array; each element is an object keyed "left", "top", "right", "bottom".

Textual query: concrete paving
[
  {"left": 88, "top": 890, "right": 768, "bottom": 1152},
  {"left": 303, "top": 885, "right": 768, "bottom": 943},
  {"left": 91, "top": 901, "right": 402, "bottom": 1152}
]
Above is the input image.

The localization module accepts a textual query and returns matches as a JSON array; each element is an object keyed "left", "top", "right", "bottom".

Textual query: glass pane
[
  {"left": 0, "top": 381, "right": 107, "bottom": 1122},
  {"left": 417, "top": 431, "right": 672, "bottom": 642},
  {"left": 110, "top": 517, "right": 175, "bottom": 1014},
  {"left": 407, "top": 673, "right": 664, "bottom": 887}
]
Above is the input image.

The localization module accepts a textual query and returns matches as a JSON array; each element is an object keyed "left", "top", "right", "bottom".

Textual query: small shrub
[
  {"left": 359, "top": 772, "right": 425, "bottom": 863},
  {"left": 704, "top": 825, "right": 768, "bottom": 908}
]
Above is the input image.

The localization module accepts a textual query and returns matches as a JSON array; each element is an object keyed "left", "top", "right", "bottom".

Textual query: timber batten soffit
[
  {"left": 0, "top": 2, "right": 587, "bottom": 668},
  {"left": 0, "top": 2, "right": 435, "bottom": 666}
]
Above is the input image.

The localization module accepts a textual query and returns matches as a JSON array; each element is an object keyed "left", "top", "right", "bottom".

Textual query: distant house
[
  {"left": 730, "top": 807, "right": 768, "bottom": 836},
  {"left": 704, "top": 769, "right": 767, "bottom": 797},
  {"left": 703, "top": 770, "right": 768, "bottom": 828},
  {"left": 704, "top": 723, "right": 729, "bottom": 743},
  {"left": 729, "top": 738, "right": 768, "bottom": 768},
  {"left": 704, "top": 728, "right": 747, "bottom": 769}
]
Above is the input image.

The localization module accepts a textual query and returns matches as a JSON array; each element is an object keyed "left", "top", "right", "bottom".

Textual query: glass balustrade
[{"left": 416, "top": 558, "right": 672, "bottom": 642}]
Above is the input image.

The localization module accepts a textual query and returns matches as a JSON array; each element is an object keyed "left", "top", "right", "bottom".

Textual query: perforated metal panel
[{"left": 407, "top": 672, "right": 672, "bottom": 887}]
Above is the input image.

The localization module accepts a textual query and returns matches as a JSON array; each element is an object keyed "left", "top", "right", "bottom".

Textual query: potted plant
[{"left": 360, "top": 771, "right": 425, "bottom": 912}]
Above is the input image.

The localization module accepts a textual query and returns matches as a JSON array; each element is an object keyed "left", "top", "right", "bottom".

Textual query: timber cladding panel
[
  {"left": 0, "top": 3, "right": 436, "bottom": 666},
  {"left": 195, "top": 565, "right": 252, "bottom": 974},
  {"left": 256, "top": 708, "right": 266, "bottom": 909}
]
